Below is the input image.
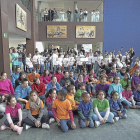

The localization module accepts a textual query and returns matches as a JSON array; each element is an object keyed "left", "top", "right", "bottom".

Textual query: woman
[
  {"left": 53, "top": 8, "right": 58, "bottom": 21},
  {"left": 26, "top": 53, "right": 33, "bottom": 73},
  {"left": 12, "top": 48, "right": 19, "bottom": 73},
  {"left": 74, "top": 9, "right": 79, "bottom": 22},
  {"left": 75, "top": 74, "right": 86, "bottom": 90}
]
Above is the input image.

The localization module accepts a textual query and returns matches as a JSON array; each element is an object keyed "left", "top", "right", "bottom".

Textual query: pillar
[
  {"left": 0, "top": 0, "right": 10, "bottom": 78},
  {"left": 37, "top": 1, "right": 41, "bottom": 21}
]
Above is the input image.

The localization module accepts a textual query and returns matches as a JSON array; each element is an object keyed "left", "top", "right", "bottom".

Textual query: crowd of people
[
  {"left": 43, "top": 8, "right": 100, "bottom": 22},
  {"left": 0, "top": 45, "right": 140, "bottom": 134}
]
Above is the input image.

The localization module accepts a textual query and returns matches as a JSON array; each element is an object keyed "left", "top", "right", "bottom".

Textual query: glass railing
[
  {"left": 20, "top": 0, "right": 31, "bottom": 11},
  {"left": 36, "top": 13, "right": 103, "bottom": 22}
]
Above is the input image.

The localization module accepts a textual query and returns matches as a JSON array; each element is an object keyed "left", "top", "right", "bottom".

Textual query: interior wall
[{"left": 9, "top": 39, "right": 26, "bottom": 48}]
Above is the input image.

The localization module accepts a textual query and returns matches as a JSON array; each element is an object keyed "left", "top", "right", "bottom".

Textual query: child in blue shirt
[
  {"left": 78, "top": 92, "right": 94, "bottom": 128},
  {"left": 134, "top": 84, "right": 140, "bottom": 106},
  {"left": 62, "top": 80, "right": 70, "bottom": 93}
]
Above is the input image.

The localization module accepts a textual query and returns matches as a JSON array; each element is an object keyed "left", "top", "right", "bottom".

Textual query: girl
[
  {"left": 54, "top": 67, "right": 64, "bottom": 83},
  {"left": 26, "top": 53, "right": 33, "bottom": 73},
  {"left": 83, "top": 70, "right": 88, "bottom": 81},
  {"left": 120, "top": 73, "right": 131, "bottom": 89},
  {"left": 108, "top": 76, "right": 129, "bottom": 108},
  {"left": 57, "top": 54, "right": 63, "bottom": 69},
  {"left": 12, "top": 48, "right": 19, "bottom": 73},
  {"left": 0, "top": 95, "right": 23, "bottom": 135},
  {"left": 122, "top": 85, "right": 138, "bottom": 108},
  {"left": 46, "top": 89, "right": 57, "bottom": 123},
  {"left": 23, "top": 90, "right": 50, "bottom": 130},
  {"left": 39, "top": 52, "right": 46, "bottom": 74},
  {"left": 92, "top": 90, "right": 114, "bottom": 128},
  {"left": 109, "top": 91, "right": 127, "bottom": 120},
  {"left": 69, "top": 54, "right": 75, "bottom": 72},
  {"left": 63, "top": 54, "right": 69, "bottom": 71},
  {"left": 40, "top": 70, "right": 52, "bottom": 86}
]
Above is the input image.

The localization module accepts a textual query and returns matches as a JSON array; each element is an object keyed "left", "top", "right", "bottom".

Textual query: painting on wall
[
  {"left": 76, "top": 26, "right": 96, "bottom": 38},
  {"left": 16, "top": 4, "right": 27, "bottom": 31},
  {"left": 47, "top": 25, "right": 67, "bottom": 38}
]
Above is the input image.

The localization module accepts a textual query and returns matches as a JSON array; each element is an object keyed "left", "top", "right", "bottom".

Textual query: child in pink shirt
[
  {"left": 40, "top": 70, "right": 52, "bottom": 85},
  {"left": 0, "top": 95, "right": 23, "bottom": 135},
  {"left": 54, "top": 68, "right": 64, "bottom": 83}
]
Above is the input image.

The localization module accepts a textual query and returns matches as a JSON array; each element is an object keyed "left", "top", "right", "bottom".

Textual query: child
[
  {"left": 86, "top": 74, "right": 96, "bottom": 96},
  {"left": 46, "top": 89, "right": 57, "bottom": 123},
  {"left": 109, "top": 91, "right": 127, "bottom": 120},
  {"left": 66, "top": 85, "right": 79, "bottom": 111},
  {"left": 57, "top": 54, "right": 63, "bottom": 69},
  {"left": 83, "top": 70, "right": 88, "bottom": 81},
  {"left": 101, "top": 69, "right": 108, "bottom": 78},
  {"left": 108, "top": 67, "right": 117, "bottom": 77},
  {"left": 134, "top": 57, "right": 140, "bottom": 67},
  {"left": 106, "top": 76, "right": 113, "bottom": 85},
  {"left": 75, "top": 83, "right": 86, "bottom": 102},
  {"left": 52, "top": 89, "right": 76, "bottom": 132},
  {"left": 63, "top": 54, "right": 69, "bottom": 70},
  {"left": 0, "top": 95, "right": 23, "bottom": 135},
  {"left": 134, "top": 84, "right": 140, "bottom": 106},
  {"left": 54, "top": 67, "right": 64, "bottom": 83},
  {"left": 62, "top": 80, "right": 71, "bottom": 93},
  {"left": 78, "top": 92, "right": 94, "bottom": 128},
  {"left": 92, "top": 90, "right": 114, "bottom": 128},
  {"left": 69, "top": 71, "right": 76, "bottom": 82},
  {"left": 40, "top": 52, "right": 46, "bottom": 74},
  {"left": 90, "top": 69, "right": 97, "bottom": 78},
  {"left": 23, "top": 90, "right": 50, "bottom": 130},
  {"left": 69, "top": 54, "right": 76, "bottom": 72},
  {"left": 131, "top": 69, "right": 140, "bottom": 91},
  {"left": 122, "top": 85, "right": 137, "bottom": 108},
  {"left": 120, "top": 73, "right": 131, "bottom": 89}
]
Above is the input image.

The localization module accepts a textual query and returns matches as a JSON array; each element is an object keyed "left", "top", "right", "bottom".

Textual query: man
[
  {"left": 27, "top": 69, "right": 40, "bottom": 85},
  {"left": 46, "top": 76, "right": 60, "bottom": 93},
  {"left": 31, "top": 77, "right": 45, "bottom": 102},
  {"left": 60, "top": 71, "right": 74, "bottom": 87},
  {"left": 14, "top": 78, "right": 31, "bottom": 109}
]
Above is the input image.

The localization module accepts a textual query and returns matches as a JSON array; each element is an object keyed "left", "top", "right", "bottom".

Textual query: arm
[
  {"left": 18, "top": 109, "right": 22, "bottom": 122},
  {"left": 27, "top": 109, "right": 37, "bottom": 123},
  {"left": 37, "top": 107, "right": 44, "bottom": 121},
  {"left": 88, "top": 109, "right": 93, "bottom": 120},
  {"left": 68, "top": 110, "right": 74, "bottom": 121},
  {"left": 94, "top": 108, "right": 103, "bottom": 121},
  {"left": 78, "top": 111, "right": 85, "bottom": 120},
  {"left": 6, "top": 113, "right": 13, "bottom": 124},
  {"left": 9, "top": 80, "right": 14, "bottom": 96},
  {"left": 132, "top": 81, "right": 136, "bottom": 91},
  {"left": 38, "top": 85, "right": 45, "bottom": 96},
  {"left": 52, "top": 107, "right": 57, "bottom": 119},
  {"left": 104, "top": 108, "right": 110, "bottom": 120},
  {"left": 56, "top": 83, "right": 61, "bottom": 92}
]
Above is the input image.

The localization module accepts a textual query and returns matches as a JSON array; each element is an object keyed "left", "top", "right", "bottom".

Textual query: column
[
  {"left": 37, "top": 1, "right": 41, "bottom": 21},
  {"left": 0, "top": 0, "right": 10, "bottom": 78}
]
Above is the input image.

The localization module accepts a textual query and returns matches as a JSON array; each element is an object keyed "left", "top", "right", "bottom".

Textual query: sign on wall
[
  {"left": 76, "top": 26, "right": 96, "bottom": 38},
  {"left": 16, "top": 4, "right": 27, "bottom": 32}
]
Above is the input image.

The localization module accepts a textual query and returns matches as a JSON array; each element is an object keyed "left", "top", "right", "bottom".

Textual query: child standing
[
  {"left": 52, "top": 89, "right": 76, "bottom": 132},
  {"left": 0, "top": 95, "right": 23, "bottom": 135},
  {"left": 109, "top": 91, "right": 127, "bottom": 120},
  {"left": 23, "top": 90, "right": 50, "bottom": 130},
  {"left": 92, "top": 90, "right": 114, "bottom": 128},
  {"left": 78, "top": 92, "right": 94, "bottom": 128}
]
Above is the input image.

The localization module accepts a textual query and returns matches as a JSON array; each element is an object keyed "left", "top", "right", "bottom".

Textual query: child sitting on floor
[
  {"left": 0, "top": 95, "right": 23, "bottom": 135},
  {"left": 52, "top": 89, "right": 76, "bottom": 132},
  {"left": 78, "top": 92, "right": 94, "bottom": 128},
  {"left": 109, "top": 91, "right": 127, "bottom": 121},
  {"left": 106, "top": 76, "right": 113, "bottom": 85},
  {"left": 134, "top": 84, "right": 140, "bottom": 106},
  {"left": 62, "top": 80, "right": 71, "bottom": 93}
]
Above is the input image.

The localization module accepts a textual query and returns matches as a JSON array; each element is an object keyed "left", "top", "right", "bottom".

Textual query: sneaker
[
  {"left": 42, "top": 123, "right": 50, "bottom": 129},
  {"left": 95, "top": 121, "right": 100, "bottom": 128},
  {"left": 114, "top": 117, "right": 119, "bottom": 122},
  {"left": 0, "top": 125, "right": 8, "bottom": 130},
  {"left": 123, "top": 114, "right": 127, "bottom": 119},
  {"left": 49, "top": 118, "right": 55, "bottom": 124},
  {"left": 23, "top": 124, "right": 32, "bottom": 130},
  {"left": 109, "top": 119, "right": 115, "bottom": 124}
]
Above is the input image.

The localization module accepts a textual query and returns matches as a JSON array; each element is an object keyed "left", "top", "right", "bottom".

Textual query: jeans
[
  {"left": 40, "top": 65, "right": 44, "bottom": 74},
  {"left": 84, "top": 16, "right": 87, "bottom": 22},
  {"left": 121, "top": 100, "right": 133, "bottom": 108},
  {"left": 45, "top": 62, "right": 50, "bottom": 70},
  {"left": 79, "top": 118, "right": 94, "bottom": 128},
  {"left": 18, "top": 61, "right": 22, "bottom": 68},
  {"left": 92, "top": 111, "right": 114, "bottom": 123},
  {"left": 39, "top": 94, "right": 45, "bottom": 103},
  {"left": 48, "top": 111, "right": 54, "bottom": 118},
  {"left": 10, "top": 67, "right": 12, "bottom": 76},
  {"left": 53, "top": 65, "right": 58, "bottom": 74},
  {"left": 22, "top": 60, "right": 26, "bottom": 72},
  {"left": 77, "top": 65, "right": 82, "bottom": 74},
  {"left": 87, "top": 84, "right": 96, "bottom": 93},
  {"left": 28, "top": 68, "right": 33, "bottom": 73},
  {"left": 4, "top": 118, "right": 23, "bottom": 127},
  {"left": 34, "top": 64, "right": 40, "bottom": 73},
  {"left": 136, "top": 102, "right": 140, "bottom": 106},
  {"left": 64, "top": 67, "right": 68, "bottom": 71},
  {"left": 112, "top": 109, "right": 127, "bottom": 119},
  {"left": 69, "top": 65, "right": 75, "bottom": 72},
  {"left": 60, "top": 119, "right": 73, "bottom": 132}
]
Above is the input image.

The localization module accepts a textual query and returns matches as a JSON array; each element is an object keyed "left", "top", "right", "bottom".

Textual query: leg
[
  {"left": 23, "top": 117, "right": 36, "bottom": 128},
  {"left": 40, "top": 115, "right": 49, "bottom": 124},
  {"left": 39, "top": 94, "right": 45, "bottom": 103},
  {"left": 112, "top": 112, "right": 119, "bottom": 117},
  {"left": 100, "top": 111, "right": 114, "bottom": 122},
  {"left": 121, "top": 100, "right": 132, "bottom": 108},
  {"left": 87, "top": 84, "right": 91, "bottom": 93},
  {"left": 121, "top": 109, "right": 127, "bottom": 118},
  {"left": 136, "top": 102, "right": 140, "bottom": 106},
  {"left": 48, "top": 111, "right": 54, "bottom": 118},
  {"left": 79, "top": 118, "right": 86, "bottom": 128},
  {"left": 60, "top": 119, "right": 69, "bottom": 132},
  {"left": 92, "top": 113, "right": 100, "bottom": 121},
  {"left": 88, "top": 118, "right": 94, "bottom": 128}
]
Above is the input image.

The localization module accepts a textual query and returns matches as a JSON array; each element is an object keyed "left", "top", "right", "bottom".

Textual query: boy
[
  {"left": 106, "top": 76, "right": 113, "bottom": 85},
  {"left": 69, "top": 71, "right": 76, "bottom": 82},
  {"left": 66, "top": 85, "right": 79, "bottom": 111},
  {"left": 78, "top": 92, "right": 94, "bottom": 128},
  {"left": 52, "top": 89, "right": 76, "bottom": 132},
  {"left": 62, "top": 80, "right": 71, "bottom": 93},
  {"left": 108, "top": 67, "right": 117, "bottom": 77},
  {"left": 134, "top": 84, "right": 140, "bottom": 106}
]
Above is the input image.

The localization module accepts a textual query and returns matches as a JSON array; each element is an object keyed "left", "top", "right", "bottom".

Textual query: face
[
  {"left": 35, "top": 79, "right": 40, "bottom": 85},
  {"left": 112, "top": 92, "right": 118, "bottom": 101},
  {"left": 135, "top": 69, "right": 139, "bottom": 76},
  {"left": 79, "top": 75, "right": 83, "bottom": 80},
  {"left": 49, "top": 90, "right": 57, "bottom": 98},
  {"left": 57, "top": 92, "right": 65, "bottom": 100},
  {"left": 114, "top": 77, "right": 120, "bottom": 84},
  {"left": 90, "top": 69, "right": 94, "bottom": 74},
  {"left": 46, "top": 70, "right": 49, "bottom": 75},
  {"left": 17, "top": 68, "right": 21, "bottom": 73},
  {"left": 65, "top": 82, "right": 70, "bottom": 87},
  {"left": 112, "top": 68, "right": 116, "bottom": 73},
  {"left": 97, "top": 92, "right": 105, "bottom": 100},
  {"left": 32, "top": 71, "right": 36, "bottom": 76},
  {"left": 109, "top": 78, "right": 113, "bottom": 83},
  {"left": 123, "top": 74, "right": 128, "bottom": 80},
  {"left": 22, "top": 81, "right": 28, "bottom": 88},
  {"left": 9, "top": 97, "right": 17, "bottom": 107},
  {"left": 100, "top": 78, "right": 106, "bottom": 85},
  {"left": 64, "top": 72, "right": 69, "bottom": 78},
  {"left": 136, "top": 58, "right": 139, "bottom": 62},
  {"left": 89, "top": 75, "right": 93, "bottom": 80},
  {"left": 121, "top": 69, "right": 126, "bottom": 74},
  {"left": 21, "top": 74, "right": 26, "bottom": 79},
  {"left": 71, "top": 87, "right": 75, "bottom": 94},
  {"left": 70, "top": 72, "right": 73, "bottom": 77},
  {"left": 58, "top": 70, "right": 61, "bottom": 73},
  {"left": 80, "top": 86, "right": 85, "bottom": 90},
  {"left": 83, "top": 71, "right": 87, "bottom": 76},
  {"left": 1, "top": 73, "right": 7, "bottom": 80},
  {"left": 82, "top": 94, "right": 90, "bottom": 103},
  {"left": 28, "top": 53, "right": 31, "bottom": 58},
  {"left": 126, "top": 86, "right": 131, "bottom": 92},
  {"left": 52, "top": 77, "right": 57, "bottom": 83},
  {"left": 9, "top": 49, "right": 12, "bottom": 53},
  {"left": 30, "top": 92, "right": 38, "bottom": 102}
]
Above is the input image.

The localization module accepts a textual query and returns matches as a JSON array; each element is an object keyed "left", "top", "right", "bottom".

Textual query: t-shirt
[
  {"left": 93, "top": 98, "right": 110, "bottom": 112},
  {"left": 66, "top": 94, "right": 75, "bottom": 108},
  {"left": 122, "top": 90, "right": 133, "bottom": 100},
  {"left": 5, "top": 103, "right": 21, "bottom": 118},
  {"left": 78, "top": 101, "right": 93, "bottom": 119},
  {"left": 74, "top": 89, "right": 82, "bottom": 101},
  {"left": 27, "top": 73, "right": 40, "bottom": 83},
  {"left": 52, "top": 99, "right": 72, "bottom": 119},
  {"left": 120, "top": 79, "right": 131, "bottom": 89},
  {"left": 26, "top": 100, "right": 44, "bottom": 115}
]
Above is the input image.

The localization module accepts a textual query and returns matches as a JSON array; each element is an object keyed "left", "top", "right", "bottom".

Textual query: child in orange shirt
[
  {"left": 52, "top": 89, "right": 76, "bottom": 132},
  {"left": 66, "top": 85, "right": 79, "bottom": 111},
  {"left": 101, "top": 69, "right": 108, "bottom": 78},
  {"left": 106, "top": 76, "right": 113, "bottom": 85},
  {"left": 23, "top": 90, "right": 50, "bottom": 130}
]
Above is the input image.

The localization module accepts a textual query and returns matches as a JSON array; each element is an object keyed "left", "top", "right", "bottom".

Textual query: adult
[
  {"left": 46, "top": 76, "right": 60, "bottom": 93},
  {"left": 95, "top": 48, "right": 101, "bottom": 55},
  {"left": 53, "top": 8, "right": 58, "bottom": 20},
  {"left": 26, "top": 53, "right": 33, "bottom": 73},
  {"left": 79, "top": 9, "right": 83, "bottom": 22},
  {"left": 128, "top": 47, "right": 135, "bottom": 66},
  {"left": 60, "top": 71, "right": 75, "bottom": 87},
  {"left": 15, "top": 78, "right": 31, "bottom": 109},
  {"left": 22, "top": 48, "right": 27, "bottom": 72},
  {"left": 31, "top": 77, "right": 46, "bottom": 102},
  {"left": 48, "top": 8, "right": 53, "bottom": 21},
  {"left": 75, "top": 74, "right": 86, "bottom": 90},
  {"left": 67, "top": 8, "right": 72, "bottom": 22},
  {"left": 44, "top": 8, "right": 48, "bottom": 21},
  {"left": 12, "top": 48, "right": 19, "bottom": 73},
  {"left": 74, "top": 9, "right": 79, "bottom": 22},
  {"left": 83, "top": 8, "right": 88, "bottom": 22},
  {"left": 17, "top": 47, "right": 22, "bottom": 69}
]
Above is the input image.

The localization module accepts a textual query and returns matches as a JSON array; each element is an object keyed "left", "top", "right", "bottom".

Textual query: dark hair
[
  {"left": 67, "top": 85, "right": 75, "bottom": 92},
  {"left": 35, "top": 51, "right": 38, "bottom": 54},
  {"left": 33, "top": 77, "right": 39, "bottom": 83},
  {"left": 43, "top": 70, "right": 50, "bottom": 77},
  {"left": 78, "top": 83, "right": 85, "bottom": 89},
  {"left": 125, "top": 84, "right": 131, "bottom": 90},
  {"left": 108, "top": 76, "right": 113, "bottom": 80},
  {"left": 19, "top": 72, "right": 26, "bottom": 80},
  {"left": 96, "top": 90, "right": 106, "bottom": 98},
  {"left": 21, "top": 78, "right": 28, "bottom": 84},
  {"left": 46, "top": 88, "right": 56, "bottom": 98},
  {"left": 78, "top": 74, "right": 83, "bottom": 78},
  {"left": 1, "top": 72, "right": 6, "bottom": 76},
  {"left": 110, "top": 91, "right": 118, "bottom": 98},
  {"left": 63, "top": 71, "right": 69, "bottom": 74},
  {"left": 6, "top": 95, "right": 15, "bottom": 106},
  {"left": 101, "top": 69, "right": 106, "bottom": 73},
  {"left": 114, "top": 75, "right": 120, "bottom": 80},
  {"left": 82, "top": 92, "right": 89, "bottom": 97},
  {"left": 30, "top": 90, "right": 38, "bottom": 96},
  {"left": 32, "top": 69, "right": 36, "bottom": 72},
  {"left": 56, "top": 67, "right": 61, "bottom": 73},
  {"left": 58, "top": 54, "right": 61, "bottom": 57},
  {"left": 15, "top": 66, "right": 20, "bottom": 72},
  {"left": 89, "top": 74, "right": 93, "bottom": 77},
  {"left": 58, "top": 89, "right": 67, "bottom": 98},
  {"left": 51, "top": 76, "right": 56, "bottom": 80}
]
